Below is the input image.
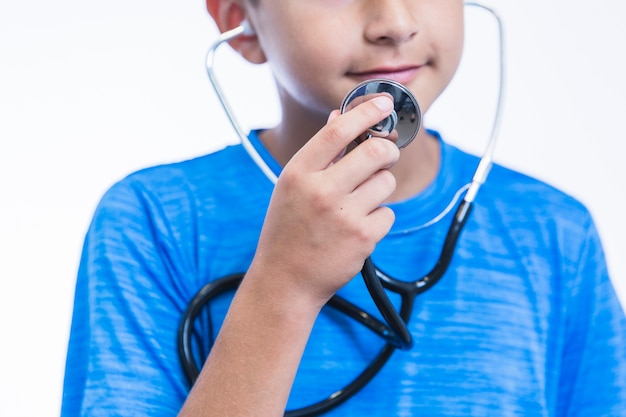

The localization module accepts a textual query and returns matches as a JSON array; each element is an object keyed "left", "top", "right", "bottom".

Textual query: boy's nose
[{"left": 363, "top": 0, "right": 419, "bottom": 45}]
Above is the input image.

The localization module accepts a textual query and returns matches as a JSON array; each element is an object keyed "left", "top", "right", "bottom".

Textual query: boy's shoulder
[
  {"left": 443, "top": 140, "right": 588, "bottom": 219},
  {"left": 488, "top": 161, "right": 587, "bottom": 213},
  {"left": 477, "top": 160, "right": 595, "bottom": 242},
  {"left": 127, "top": 143, "right": 244, "bottom": 186},
  {"left": 442, "top": 141, "right": 593, "bottom": 235},
  {"left": 93, "top": 143, "right": 263, "bottom": 218},
  {"left": 111, "top": 143, "right": 253, "bottom": 191}
]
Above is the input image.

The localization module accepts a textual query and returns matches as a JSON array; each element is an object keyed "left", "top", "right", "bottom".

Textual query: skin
[{"left": 180, "top": 1, "right": 465, "bottom": 415}]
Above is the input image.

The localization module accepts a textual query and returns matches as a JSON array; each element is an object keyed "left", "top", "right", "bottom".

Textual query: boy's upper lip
[{"left": 347, "top": 65, "right": 423, "bottom": 84}]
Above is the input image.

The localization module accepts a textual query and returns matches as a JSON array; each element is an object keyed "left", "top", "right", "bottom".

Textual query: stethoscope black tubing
[
  {"left": 178, "top": 199, "right": 473, "bottom": 416},
  {"left": 178, "top": 276, "right": 402, "bottom": 417},
  {"left": 177, "top": 274, "right": 399, "bottom": 416},
  {"left": 362, "top": 199, "right": 473, "bottom": 350}
]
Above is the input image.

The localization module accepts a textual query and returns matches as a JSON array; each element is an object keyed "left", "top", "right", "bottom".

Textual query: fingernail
[{"left": 372, "top": 96, "right": 393, "bottom": 111}]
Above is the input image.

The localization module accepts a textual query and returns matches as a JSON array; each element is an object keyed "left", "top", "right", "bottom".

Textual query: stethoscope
[{"left": 178, "top": 2, "right": 506, "bottom": 415}]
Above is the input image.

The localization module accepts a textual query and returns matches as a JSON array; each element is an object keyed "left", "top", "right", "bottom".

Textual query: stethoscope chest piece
[{"left": 340, "top": 79, "right": 422, "bottom": 148}]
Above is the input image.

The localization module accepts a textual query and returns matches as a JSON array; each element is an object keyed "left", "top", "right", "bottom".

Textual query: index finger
[{"left": 292, "top": 95, "right": 394, "bottom": 172}]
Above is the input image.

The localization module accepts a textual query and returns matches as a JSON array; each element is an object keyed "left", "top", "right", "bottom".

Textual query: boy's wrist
[{"left": 243, "top": 258, "right": 330, "bottom": 319}]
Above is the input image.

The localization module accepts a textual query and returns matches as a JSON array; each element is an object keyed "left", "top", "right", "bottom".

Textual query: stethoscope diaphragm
[{"left": 340, "top": 79, "right": 422, "bottom": 149}]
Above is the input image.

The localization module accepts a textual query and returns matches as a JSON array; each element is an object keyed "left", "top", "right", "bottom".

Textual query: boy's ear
[{"left": 206, "top": 0, "right": 266, "bottom": 64}]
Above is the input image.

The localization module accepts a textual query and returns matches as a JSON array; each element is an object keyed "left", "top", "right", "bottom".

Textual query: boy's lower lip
[{"left": 348, "top": 67, "right": 421, "bottom": 85}]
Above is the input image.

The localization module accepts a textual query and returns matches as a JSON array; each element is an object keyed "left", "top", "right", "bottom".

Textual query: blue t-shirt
[{"left": 61, "top": 131, "right": 626, "bottom": 416}]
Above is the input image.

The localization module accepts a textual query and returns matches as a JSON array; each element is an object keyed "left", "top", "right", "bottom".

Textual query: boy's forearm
[{"left": 178, "top": 266, "right": 321, "bottom": 417}]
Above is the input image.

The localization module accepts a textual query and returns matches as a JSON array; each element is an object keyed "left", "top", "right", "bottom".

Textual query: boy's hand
[{"left": 249, "top": 95, "right": 399, "bottom": 309}]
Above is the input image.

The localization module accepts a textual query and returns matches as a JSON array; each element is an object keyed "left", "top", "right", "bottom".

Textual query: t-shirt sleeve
[
  {"left": 557, "top": 217, "right": 626, "bottom": 416},
  {"left": 61, "top": 178, "right": 196, "bottom": 417}
]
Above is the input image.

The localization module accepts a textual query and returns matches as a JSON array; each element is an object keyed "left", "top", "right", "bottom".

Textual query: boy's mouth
[{"left": 347, "top": 65, "right": 422, "bottom": 85}]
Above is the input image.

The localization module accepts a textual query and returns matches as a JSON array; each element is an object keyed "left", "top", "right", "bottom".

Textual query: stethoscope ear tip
[{"left": 240, "top": 19, "right": 256, "bottom": 36}]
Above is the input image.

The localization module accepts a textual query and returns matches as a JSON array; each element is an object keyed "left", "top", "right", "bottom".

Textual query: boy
[{"left": 62, "top": 0, "right": 626, "bottom": 416}]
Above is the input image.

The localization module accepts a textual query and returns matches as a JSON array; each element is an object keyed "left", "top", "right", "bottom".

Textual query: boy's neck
[{"left": 387, "top": 129, "right": 440, "bottom": 202}]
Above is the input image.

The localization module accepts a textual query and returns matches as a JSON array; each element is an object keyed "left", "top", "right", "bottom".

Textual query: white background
[{"left": 1, "top": 1, "right": 625, "bottom": 415}]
